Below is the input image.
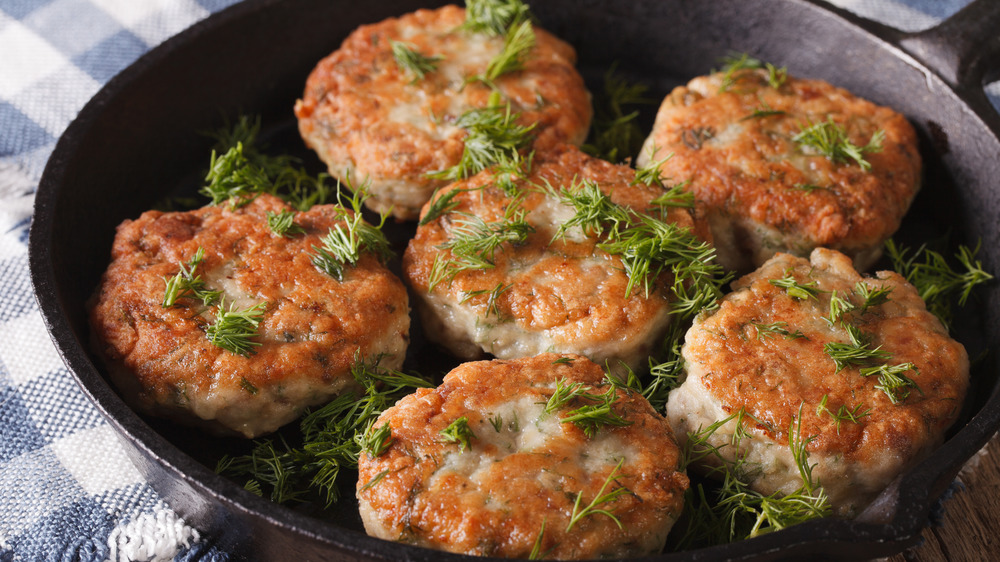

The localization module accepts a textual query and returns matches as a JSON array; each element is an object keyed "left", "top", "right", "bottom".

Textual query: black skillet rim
[{"left": 28, "top": 0, "right": 1000, "bottom": 560}]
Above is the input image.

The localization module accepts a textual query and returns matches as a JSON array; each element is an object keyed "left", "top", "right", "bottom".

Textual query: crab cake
[
  {"left": 356, "top": 353, "right": 688, "bottom": 558},
  {"left": 88, "top": 194, "right": 409, "bottom": 438},
  {"left": 403, "top": 144, "right": 710, "bottom": 372},
  {"left": 666, "top": 248, "right": 968, "bottom": 517},
  {"left": 294, "top": 5, "right": 592, "bottom": 220},
  {"left": 636, "top": 65, "right": 921, "bottom": 273}
]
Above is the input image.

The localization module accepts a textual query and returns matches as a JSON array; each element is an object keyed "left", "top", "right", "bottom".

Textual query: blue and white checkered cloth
[{"left": 1, "top": 1, "right": 997, "bottom": 561}]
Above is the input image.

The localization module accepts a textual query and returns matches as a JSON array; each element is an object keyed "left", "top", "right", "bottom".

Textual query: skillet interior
[{"left": 29, "top": 0, "right": 1000, "bottom": 559}]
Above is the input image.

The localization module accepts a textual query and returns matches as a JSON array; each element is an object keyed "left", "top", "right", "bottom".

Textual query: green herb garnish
[
  {"left": 427, "top": 95, "right": 535, "bottom": 182},
  {"left": 463, "top": 0, "right": 533, "bottom": 36},
  {"left": 391, "top": 40, "right": 443, "bottom": 81},
  {"left": 206, "top": 300, "right": 267, "bottom": 356},
  {"left": 216, "top": 355, "right": 432, "bottom": 507},
  {"left": 439, "top": 416, "right": 477, "bottom": 452},
  {"left": 358, "top": 422, "right": 393, "bottom": 458},
  {"left": 792, "top": 118, "right": 884, "bottom": 170},
  {"left": 855, "top": 282, "right": 893, "bottom": 313},
  {"left": 266, "top": 209, "right": 305, "bottom": 238},
  {"left": 547, "top": 178, "right": 630, "bottom": 241},
  {"left": 886, "top": 239, "right": 994, "bottom": 325},
  {"left": 459, "top": 282, "right": 512, "bottom": 319},
  {"left": 565, "top": 458, "right": 629, "bottom": 531},
  {"left": 311, "top": 189, "right": 393, "bottom": 281},
  {"left": 162, "top": 247, "right": 221, "bottom": 308},
  {"left": 823, "top": 324, "right": 891, "bottom": 372},
  {"left": 859, "top": 362, "right": 921, "bottom": 404},
  {"left": 428, "top": 207, "right": 534, "bottom": 290},
  {"left": 751, "top": 321, "right": 806, "bottom": 341},
  {"left": 816, "top": 395, "right": 870, "bottom": 433},
  {"left": 581, "top": 63, "right": 651, "bottom": 163},
  {"left": 769, "top": 272, "right": 822, "bottom": 300},
  {"left": 420, "top": 188, "right": 465, "bottom": 226},
  {"left": 826, "top": 290, "right": 856, "bottom": 324},
  {"left": 482, "top": 18, "right": 535, "bottom": 82}
]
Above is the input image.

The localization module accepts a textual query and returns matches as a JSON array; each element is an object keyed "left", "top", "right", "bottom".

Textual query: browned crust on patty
[
  {"left": 356, "top": 353, "right": 688, "bottom": 558},
  {"left": 295, "top": 5, "right": 592, "bottom": 220},
  {"left": 638, "top": 69, "right": 921, "bottom": 272},
  {"left": 402, "top": 144, "right": 705, "bottom": 369},
  {"left": 684, "top": 249, "right": 967, "bottom": 463},
  {"left": 88, "top": 194, "right": 410, "bottom": 438}
]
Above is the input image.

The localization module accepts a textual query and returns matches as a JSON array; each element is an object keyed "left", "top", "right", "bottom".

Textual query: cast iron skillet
[{"left": 29, "top": 0, "right": 1000, "bottom": 559}]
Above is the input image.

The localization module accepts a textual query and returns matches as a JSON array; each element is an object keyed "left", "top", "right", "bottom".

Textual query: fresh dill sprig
[
  {"left": 547, "top": 178, "right": 630, "bottom": 241},
  {"left": 459, "top": 282, "right": 512, "bottom": 319},
  {"left": 420, "top": 188, "right": 465, "bottom": 226},
  {"left": 651, "top": 182, "right": 695, "bottom": 210},
  {"left": 716, "top": 53, "right": 788, "bottom": 92},
  {"left": 162, "top": 247, "right": 221, "bottom": 308},
  {"left": 206, "top": 300, "right": 267, "bottom": 356},
  {"left": 860, "top": 362, "right": 921, "bottom": 404},
  {"left": 765, "top": 63, "right": 788, "bottom": 89},
  {"left": 528, "top": 518, "right": 547, "bottom": 560},
  {"left": 427, "top": 95, "right": 535, "bottom": 182},
  {"left": 391, "top": 40, "right": 443, "bottom": 81},
  {"left": 462, "top": 0, "right": 533, "bottom": 36},
  {"left": 751, "top": 321, "right": 806, "bottom": 341},
  {"left": 544, "top": 378, "right": 598, "bottom": 414},
  {"left": 439, "top": 416, "right": 477, "bottom": 452},
  {"left": 598, "top": 213, "right": 723, "bottom": 299},
  {"left": 542, "top": 378, "right": 632, "bottom": 438},
  {"left": 717, "top": 52, "right": 763, "bottom": 92},
  {"left": 240, "top": 377, "right": 259, "bottom": 395},
  {"left": 203, "top": 115, "right": 334, "bottom": 211},
  {"left": 428, "top": 207, "right": 534, "bottom": 290},
  {"left": 266, "top": 209, "right": 305, "bottom": 238},
  {"left": 642, "top": 343, "right": 685, "bottom": 412},
  {"left": 792, "top": 118, "right": 884, "bottom": 171},
  {"left": 565, "top": 458, "right": 629, "bottom": 531},
  {"left": 672, "top": 406, "right": 830, "bottom": 548},
  {"left": 311, "top": 188, "right": 394, "bottom": 281},
  {"left": 481, "top": 18, "right": 535, "bottom": 82},
  {"left": 216, "top": 355, "right": 432, "bottom": 507},
  {"left": 855, "top": 282, "right": 893, "bottom": 313},
  {"left": 826, "top": 290, "right": 857, "bottom": 324},
  {"left": 560, "top": 386, "right": 633, "bottom": 438},
  {"left": 885, "top": 239, "right": 994, "bottom": 325},
  {"left": 823, "top": 324, "right": 891, "bottom": 372},
  {"left": 741, "top": 97, "right": 787, "bottom": 121},
  {"left": 202, "top": 142, "right": 269, "bottom": 208},
  {"left": 815, "top": 395, "right": 870, "bottom": 433},
  {"left": 581, "top": 63, "right": 651, "bottom": 163},
  {"left": 769, "top": 272, "right": 822, "bottom": 300},
  {"left": 792, "top": 183, "right": 826, "bottom": 193},
  {"left": 358, "top": 421, "right": 393, "bottom": 458},
  {"left": 632, "top": 145, "right": 671, "bottom": 187}
]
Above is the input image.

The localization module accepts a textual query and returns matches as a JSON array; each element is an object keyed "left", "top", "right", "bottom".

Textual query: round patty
[
  {"left": 637, "top": 67, "right": 921, "bottom": 273},
  {"left": 665, "top": 248, "right": 968, "bottom": 517},
  {"left": 356, "top": 353, "right": 688, "bottom": 558},
  {"left": 294, "top": 5, "right": 592, "bottom": 220},
  {"left": 88, "top": 194, "right": 410, "bottom": 438},
  {"left": 403, "top": 144, "right": 705, "bottom": 372}
]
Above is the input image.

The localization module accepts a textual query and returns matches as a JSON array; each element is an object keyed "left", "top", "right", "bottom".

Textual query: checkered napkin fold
[{"left": 1, "top": 0, "right": 997, "bottom": 561}]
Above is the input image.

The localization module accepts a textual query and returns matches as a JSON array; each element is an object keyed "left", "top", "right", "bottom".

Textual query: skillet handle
[{"left": 897, "top": 0, "right": 1000, "bottom": 92}]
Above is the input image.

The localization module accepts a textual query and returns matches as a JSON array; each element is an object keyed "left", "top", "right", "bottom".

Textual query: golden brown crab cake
[
  {"left": 294, "top": 5, "right": 592, "bottom": 221},
  {"left": 356, "top": 353, "right": 689, "bottom": 558},
  {"left": 88, "top": 194, "right": 410, "bottom": 438},
  {"left": 637, "top": 66, "right": 921, "bottom": 274},
  {"left": 403, "top": 144, "right": 709, "bottom": 372},
  {"left": 666, "top": 248, "right": 968, "bottom": 517}
]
